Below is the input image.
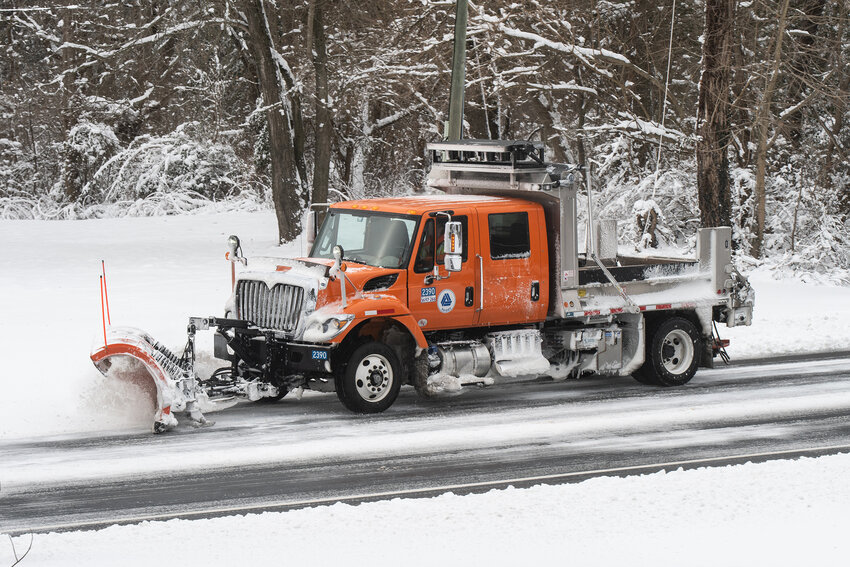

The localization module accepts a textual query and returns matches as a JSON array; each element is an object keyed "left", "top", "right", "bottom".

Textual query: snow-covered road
[{"left": 4, "top": 353, "right": 849, "bottom": 534}]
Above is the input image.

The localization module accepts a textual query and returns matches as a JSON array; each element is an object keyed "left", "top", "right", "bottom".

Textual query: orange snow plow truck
[{"left": 91, "top": 140, "right": 754, "bottom": 432}]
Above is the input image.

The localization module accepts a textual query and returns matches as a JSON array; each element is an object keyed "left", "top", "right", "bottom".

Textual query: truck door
[
  {"left": 475, "top": 207, "right": 547, "bottom": 326},
  {"left": 407, "top": 212, "right": 478, "bottom": 330}
]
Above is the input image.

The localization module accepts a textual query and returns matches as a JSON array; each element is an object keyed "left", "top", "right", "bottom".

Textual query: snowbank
[
  {"left": 722, "top": 267, "right": 850, "bottom": 359},
  {"left": 3, "top": 452, "right": 849, "bottom": 566}
]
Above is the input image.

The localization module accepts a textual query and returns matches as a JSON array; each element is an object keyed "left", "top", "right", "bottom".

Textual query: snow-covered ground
[
  {"left": 1, "top": 212, "right": 849, "bottom": 564},
  {"left": 0, "top": 212, "right": 295, "bottom": 440},
  {"left": 3, "top": 453, "right": 850, "bottom": 566}
]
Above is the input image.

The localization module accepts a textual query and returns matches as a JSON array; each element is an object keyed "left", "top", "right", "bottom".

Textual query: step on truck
[{"left": 92, "top": 140, "right": 754, "bottom": 431}]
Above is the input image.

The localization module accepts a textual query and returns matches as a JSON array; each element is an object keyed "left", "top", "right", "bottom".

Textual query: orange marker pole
[
  {"left": 100, "top": 275, "right": 108, "bottom": 348},
  {"left": 226, "top": 252, "right": 235, "bottom": 291},
  {"left": 101, "top": 260, "right": 111, "bottom": 325}
]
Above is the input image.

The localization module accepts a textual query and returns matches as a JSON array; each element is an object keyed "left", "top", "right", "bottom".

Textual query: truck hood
[{"left": 301, "top": 258, "right": 406, "bottom": 308}]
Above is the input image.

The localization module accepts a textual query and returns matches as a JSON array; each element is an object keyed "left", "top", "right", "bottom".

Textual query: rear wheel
[
  {"left": 634, "top": 316, "right": 702, "bottom": 386},
  {"left": 336, "top": 341, "right": 402, "bottom": 413}
]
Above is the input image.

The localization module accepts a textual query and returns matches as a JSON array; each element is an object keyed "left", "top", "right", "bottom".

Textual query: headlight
[{"left": 302, "top": 313, "right": 355, "bottom": 343}]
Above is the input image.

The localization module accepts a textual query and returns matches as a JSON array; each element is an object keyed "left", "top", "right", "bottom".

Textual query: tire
[
  {"left": 634, "top": 316, "right": 702, "bottom": 387},
  {"left": 335, "top": 341, "right": 402, "bottom": 413}
]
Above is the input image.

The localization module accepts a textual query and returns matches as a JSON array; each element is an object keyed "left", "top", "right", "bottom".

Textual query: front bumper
[{"left": 210, "top": 320, "right": 335, "bottom": 376}]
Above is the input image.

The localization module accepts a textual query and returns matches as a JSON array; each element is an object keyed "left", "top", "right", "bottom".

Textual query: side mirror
[
  {"left": 306, "top": 203, "right": 329, "bottom": 251},
  {"left": 226, "top": 234, "right": 246, "bottom": 266},
  {"left": 227, "top": 234, "right": 240, "bottom": 256},
  {"left": 331, "top": 244, "right": 348, "bottom": 307},
  {"left": 444, "top": 221, "right": 462, "bottom": 272},
  {"left": 305, "top": 210, "right": 318, "bottom": 249}
]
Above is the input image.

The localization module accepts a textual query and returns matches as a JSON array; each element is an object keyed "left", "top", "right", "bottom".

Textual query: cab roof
[{"left": 329, "top": 194, "right": 536, "bottom": 215}]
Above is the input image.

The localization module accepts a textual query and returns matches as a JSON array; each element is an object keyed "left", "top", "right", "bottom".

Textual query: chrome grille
[{"left": 236, "top": 280, "right": 305, "bottom": 332}]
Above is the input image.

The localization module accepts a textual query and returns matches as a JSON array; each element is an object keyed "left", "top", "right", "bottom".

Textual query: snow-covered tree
[{"left": 0, "top": 0, "right": 847, "bottom": 279}]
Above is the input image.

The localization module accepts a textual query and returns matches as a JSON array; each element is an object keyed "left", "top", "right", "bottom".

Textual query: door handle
[
  {"left": 476, "top": 254, "right": 483, "bottom": 311},
  {"left": 465, "top": 286, "right": 474, "bottom": 307},
  {"left": 531, "top": 281, "right": 540, "bottom": 302}
]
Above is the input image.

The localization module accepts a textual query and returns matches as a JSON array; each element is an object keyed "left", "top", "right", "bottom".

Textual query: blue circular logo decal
[{"left": 437, "top": 289, "right": 456, "bottom": 314}]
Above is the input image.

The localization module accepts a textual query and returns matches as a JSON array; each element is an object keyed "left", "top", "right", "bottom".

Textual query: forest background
[{"left": 1, "top": 0, "right": 848, "bottom": 283}]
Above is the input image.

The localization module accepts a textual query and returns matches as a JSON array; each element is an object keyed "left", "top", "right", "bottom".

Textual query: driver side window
[{"left": 414, "top": 216, "right": 468, "bottom": 273}]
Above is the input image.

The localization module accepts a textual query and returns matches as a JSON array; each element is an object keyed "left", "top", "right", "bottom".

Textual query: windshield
[{"left": 310, "top": 209, "right": 419, "bottom": 269}]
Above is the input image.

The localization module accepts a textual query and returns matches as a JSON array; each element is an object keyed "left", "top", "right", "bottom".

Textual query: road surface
[{"left": 2, "top": 353, "right": 849, "bottom": 535}]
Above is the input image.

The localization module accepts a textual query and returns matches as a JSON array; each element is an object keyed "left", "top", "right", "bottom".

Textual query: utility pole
[{"left": 446, "top": 0, "right": 468, "bottom": 140}]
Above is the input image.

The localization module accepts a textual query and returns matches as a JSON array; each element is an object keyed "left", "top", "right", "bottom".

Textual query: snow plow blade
[{"left": 91, "top": 327, "right": 210, "bottom": 432}]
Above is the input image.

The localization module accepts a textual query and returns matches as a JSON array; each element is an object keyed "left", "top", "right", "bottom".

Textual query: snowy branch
[
  {"left": 584, "top": 114, "right": 689, "bottom": 144},
  {"left": 374, "top": 104, "right": 423, "bottom": 130},
  {"left": 528, "top": 81, "right": 598, "bottom": 96}
]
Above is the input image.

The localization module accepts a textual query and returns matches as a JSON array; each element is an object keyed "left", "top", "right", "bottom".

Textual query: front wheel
[
  {"left": 634, "top": 316, "right": 702, "bottom": 387},
  {"left": 336, "top": 342, "right": 402, "bottom": 413}
]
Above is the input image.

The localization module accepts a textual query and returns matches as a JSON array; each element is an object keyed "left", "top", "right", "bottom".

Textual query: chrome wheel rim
[
  {"left": 354, "top": 353, "right": 393, "bottom": 402},
  {"left": 661, "top": 329, "right": 694, "bottom": 375}
]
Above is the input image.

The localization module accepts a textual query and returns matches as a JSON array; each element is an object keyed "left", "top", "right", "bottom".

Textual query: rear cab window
[{"left": 488, "top": 211, "right": 530, "bottom": 259}]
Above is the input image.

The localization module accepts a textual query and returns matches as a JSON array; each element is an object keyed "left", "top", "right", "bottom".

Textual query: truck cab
[{"left": 309, "top": 196, "right": 549, "bottom": 329}]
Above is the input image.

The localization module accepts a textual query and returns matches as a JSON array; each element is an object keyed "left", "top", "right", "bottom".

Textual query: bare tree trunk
[
  {"left": 310, "top": 0, "right": 332, "bottom": 215},
  {"left": 531, "top": 94, "right": 572, "bottom": 163},
  {"left": 696, "top": 0, "right": 735, "bottom": 229},
  {"left": 822, "top": 2, "right": 848, "bottom": 218},
  {"left": 339, "top": 142, "right": 353, "bottom": 192},
  {"left": 782, "top": 0, "right": 826, "bottom": 146},
  {"left": 242, "top": 0, "right": 304, "bottom": 243},
  {"left": 575, "top": 68, "right": 587, "bottom": 167},
  {"left": 790, "top": 183, "right": 804, "bottom": 252},
  {"left": 629, "top": 0, "right": 659, "bottom": 167},
  {"left": 351, "top": 99, "right": 370, "bottom": 198},
  {"left": 730, "top": 37, "right": 754, "bottom": 168},
  {"left": 752, "top": 0, "right": 791, "bottom": 258},
  {"left": 474, "top": 43, "right": 493, "bottom": 140},
  {"left": 61, "top": 7, "right": 78, "bottom": 202},
  {"left": 3, "top": 8, "right": 17, "bottom": 83}
]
